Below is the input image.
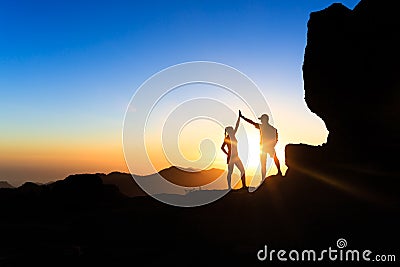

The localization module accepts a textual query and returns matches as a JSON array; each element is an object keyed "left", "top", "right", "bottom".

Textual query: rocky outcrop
[{"left": 286, "top": 0, "right": 400, "bottom": 196}]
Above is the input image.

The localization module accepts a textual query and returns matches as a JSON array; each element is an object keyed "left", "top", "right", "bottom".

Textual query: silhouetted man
[{"left": 239, "top": 111, "right": 282, "bottom": 179}]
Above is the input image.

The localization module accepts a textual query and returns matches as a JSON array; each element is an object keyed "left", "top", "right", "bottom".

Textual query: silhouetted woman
[{"left": 221, "top": 113, "right": 246, "bottom": 190}]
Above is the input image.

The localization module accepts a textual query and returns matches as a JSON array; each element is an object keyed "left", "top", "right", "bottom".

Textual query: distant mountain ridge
[
  {"left": 101, "top": 166, "right": 225, "bottom": 197},
  {"left": 159, "top": 166, "right": 225, "bottom": 187},
  {"left": 100, "top": 172, "right": 145, "bottom": 197},
  {"left": 0, "top": 181, "right": 14, "bottom": 189},
  {"left": 0, "top": 166, "right": 226, "bottom": 198}
]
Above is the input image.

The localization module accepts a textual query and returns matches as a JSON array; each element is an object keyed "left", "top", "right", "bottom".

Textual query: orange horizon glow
[{"left": 0, "top": 101, "right": 327, "bottom": 187}]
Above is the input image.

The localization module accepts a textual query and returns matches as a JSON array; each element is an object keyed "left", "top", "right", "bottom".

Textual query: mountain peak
[{"left": 0, "top": 181, "right": 14, "bottom": 189}]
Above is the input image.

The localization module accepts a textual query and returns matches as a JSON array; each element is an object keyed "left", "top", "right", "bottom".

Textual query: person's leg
[
  {"left": 260, "top": 151, "right": 267, "bottom": 180},
  {"left": 227, "top": 163, "right": 234, "bottom": 190},
  {"left": 235, "top": 159, "right": 246, "bottom": 189},
  {"left": 273, "top": 149, "right": 282, "bottom": 175}
]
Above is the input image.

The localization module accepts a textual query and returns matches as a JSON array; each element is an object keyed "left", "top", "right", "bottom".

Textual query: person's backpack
[{"left": 261, "top": 124, "right": 278, "bottom": 146}]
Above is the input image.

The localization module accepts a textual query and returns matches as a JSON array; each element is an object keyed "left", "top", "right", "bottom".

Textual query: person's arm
[
  {"left": 221, "top": 141, "right": 228, "bottom": 156},
  {"left": 239, "top": 110, "right": 260, "bottom": 129},
  {"left": 221, "top": 140, "right": 230, "bottom": 164},
  {"left": 233, "top": 116, "right": 240, "bottom": 134}
]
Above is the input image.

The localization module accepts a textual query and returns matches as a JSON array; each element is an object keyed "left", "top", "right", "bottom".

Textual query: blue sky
[{"left": 0, "top": 0, "right": 360, "bottom": 185}]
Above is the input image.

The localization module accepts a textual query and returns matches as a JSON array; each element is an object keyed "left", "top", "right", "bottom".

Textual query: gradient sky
[{"left": 0, "top": 0, "right": 360, "bottom": 186}]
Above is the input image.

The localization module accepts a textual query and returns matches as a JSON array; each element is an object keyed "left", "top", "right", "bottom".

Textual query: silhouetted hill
[
  {"left": 100, "top": 171, "right": 146, "bottom": 197},
  {"left": 49, "top": 174, "right": 106, "bottom": 201},
  {"left": 0, "top": 174, "right": 124, "bottom": 209},
  {"left": 17, "top": 181, "right": 42, "bottom": 195},
  {"left": 158, "top": 166, "right": 225, "bottom": 187},
  {"left": 100, "top": 167, "right": 226, "bottom": 197},
  {"left": 0, "top": 166, "right": 226, "bottom": 201},
  {"left": 0, "top": 181, "right": 13, "bottom": 189},
  {"left": 1, "top": 172, "right": 398, "bottom": 266}
]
